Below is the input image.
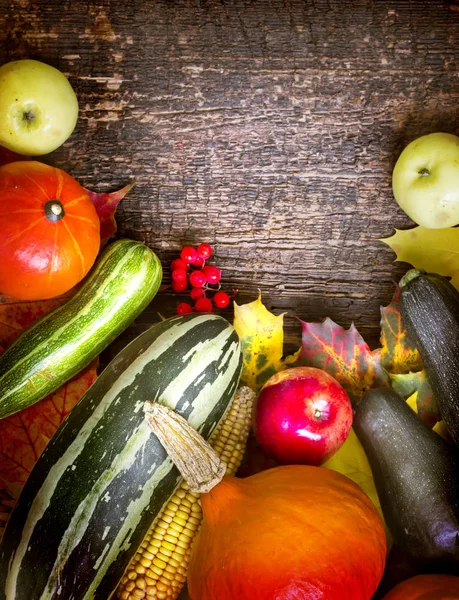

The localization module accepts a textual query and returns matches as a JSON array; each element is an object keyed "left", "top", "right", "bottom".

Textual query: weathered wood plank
[{"left": 0, "top": 0, "right": 458, "bottom": 356}]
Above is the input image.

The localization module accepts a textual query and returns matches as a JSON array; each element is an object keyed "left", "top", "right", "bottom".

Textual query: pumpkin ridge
[
  {"left": 61, "top": 219, "right": 86, "bottom": 277},
  {"left": 48, "top": 224, "right": 60, "bottom": 287},
  {"left": 63, "top": 194, "right": 91, "bottom": 209},
  {"left": 1, "top": 216, "right": 44, "bottom": 246},
  {"left": 0, "top": 209, "right": 42, "bottom": 217},
  {"left": 21, "top": 171, "right": 49, "bottom": 202},
  {"left": 64, "top": 213, "right": 100, "bottom": 230}
]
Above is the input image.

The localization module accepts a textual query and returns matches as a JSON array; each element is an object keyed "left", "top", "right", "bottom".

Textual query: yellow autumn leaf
[
  {"left": 432, "top": 420, "right": 452, "bottom": 443},
  {"left": 381, "top": 226, "right": 459, "bottom": 289},
  {"left": 406, "top": 391, "right": 418, "bottom": 413},
  {"left": 407, "top": 392, "right": 452, "bottom": 441},
  {"left": 233, "top": 296, "right": 301, "bottom": 392},
  {"left": 323, "top": 428, "right": 384, "bottom": 525}
]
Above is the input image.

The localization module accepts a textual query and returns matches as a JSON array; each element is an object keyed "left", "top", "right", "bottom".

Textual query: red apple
[{"left": 253, "top": 367, "right": 353, "bottom": 466}]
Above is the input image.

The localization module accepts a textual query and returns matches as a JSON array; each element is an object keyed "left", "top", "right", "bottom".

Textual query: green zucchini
[
  {"left": 0, "top": 238, "right": 162, "bottom": 419},
  {"left": 354, "top": 387, "right": 459, "bottom": 569},
  {"left": 400, "top": 269, "right": 459, "bottom": 446},
  {"left": 0, "top": 313, "right": 242, "bottom": 600}
]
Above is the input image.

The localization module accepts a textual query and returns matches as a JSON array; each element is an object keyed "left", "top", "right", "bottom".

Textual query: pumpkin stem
[
  {"left": 144, "top": 401, "right": 227, "bottom": 493},
  {"left": 44, "top": 200, "right": 65, "bottom": 222}
]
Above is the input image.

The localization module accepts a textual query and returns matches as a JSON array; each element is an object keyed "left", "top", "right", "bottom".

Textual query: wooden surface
[{"left": 1, "top": 0, "right": 458, "bottom": 354}]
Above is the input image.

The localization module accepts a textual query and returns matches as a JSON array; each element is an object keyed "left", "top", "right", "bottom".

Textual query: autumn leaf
[
  {"left": 323, "top": 428, "right": 385, "bottom": 525},
  {"left": 432, "top": 420, "right": 452, "bottom": 443},
  {"left": 0, "top": 360, "right": 98, "bottom": 500},
  {"left": 298, "top": 318, "right": 389, "bottom": 404},
  {"left": 0, "top": 294, "right": 70, "bottom": 349},
  {"left": 406, "top": 392, "right": 418, "bottom": 413},
  {"left": 233, "top": 296, "right": 301, "bottom": 392},
  {"left": 390, "top": 371, "right": 438, "bottom": 426},
  {"left": 381, "top": 227, "right": 459, "bottom": 289},
  {"left": 378, "top": 287, "right": 437, "bottom": 423},
  {"left": 406, "top": 391, "right": 450, "bottom": 439},
  {"left": 379, "top": 286, "right": 422, "bottom": 375},
  {"left": 85, "top": 181, "right": 135, "bottom": 244}
]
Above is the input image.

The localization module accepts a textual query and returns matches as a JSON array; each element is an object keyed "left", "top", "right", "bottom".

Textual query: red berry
[
  {"left": 203, "top": 265, "right": 221, "bottom": 285},
  {"left": 172, "top": 280, "right": 188, "bottom": 293},
  {"left": 189, "top": 270, "right": 207, "bottom": 288},
  {"left": 171, "top": 268, "right": 187, "bottom": 282},
  {"left": 191, "top": 256, "right": 205, "bottom": 268},
  {"left": 190, "top": 287, "right": 205, "bottom": 301},
  {"left": 194, "top": 297, "right": 213, "bottom": 313},
  {"left": 180, "top": 246, "right": 197, "bottom": 264},
  {"left": 197, "top": 243, "right": 212, "bottom": 260},
  {"left": 171, "top": 258, "right": 188, "bottom": 271},
  {"left": 176, "top": 302, "right": 193, "bottom": 315},
  {"left": 213, "top": 291, "right": 230, "bottom": 308}
]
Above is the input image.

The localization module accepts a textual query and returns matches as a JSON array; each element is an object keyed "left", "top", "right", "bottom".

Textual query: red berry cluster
[{"left": 171, "top": 243, "right": 231, "bottom": 315}]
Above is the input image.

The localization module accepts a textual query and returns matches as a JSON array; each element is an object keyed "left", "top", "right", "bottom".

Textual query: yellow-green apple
[
  {"left": 253, "top": 366, "right": 353, "bottom": 466},
  {"left": 0, "top": 59, "right": 79, "bottom": 156},
  {"left": 392, "top": 132, "right": 459, "bottom": 228}
]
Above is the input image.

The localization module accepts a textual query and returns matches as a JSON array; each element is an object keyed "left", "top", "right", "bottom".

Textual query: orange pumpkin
[
  {"left": 381, "top": 574, "right": 459, "bottom": 600},
  {"left": 145, "top": 403, "right": 387, "bottom": 600},
  {"left": 0, "top": 161, "right": 100, "bottom": 300}
]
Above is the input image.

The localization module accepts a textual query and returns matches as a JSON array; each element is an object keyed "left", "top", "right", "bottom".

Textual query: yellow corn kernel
[{"left": 117, "top": 386, "right": 254, "bottom": 600}]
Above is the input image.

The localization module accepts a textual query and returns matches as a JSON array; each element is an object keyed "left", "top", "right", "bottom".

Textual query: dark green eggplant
[
  {"left": 400, "top": 269, "right": 459, "bottom": 446},
  {"left": 354, "top": 387, "right": 459, "bottom": 568}
]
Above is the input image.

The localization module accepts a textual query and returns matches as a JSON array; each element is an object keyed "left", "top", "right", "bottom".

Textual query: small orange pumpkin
[
  {"left": 145, "top": 402, "right": 387, "bottom": 600},
  {"left": 0, "top": 161, "right": 100, "bottom": 300},
  {"left": 381, "top": 574, "right": 459, "bottom": 600}
]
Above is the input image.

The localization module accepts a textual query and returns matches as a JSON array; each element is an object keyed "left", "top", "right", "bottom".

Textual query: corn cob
[{"left": 117, "top": 385, "right": 255, "bottom": 600}]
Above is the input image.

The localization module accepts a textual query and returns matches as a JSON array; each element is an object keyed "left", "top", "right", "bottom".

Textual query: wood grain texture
[{"left": 0, "top": 0, "right": 458, "bottom": 358}]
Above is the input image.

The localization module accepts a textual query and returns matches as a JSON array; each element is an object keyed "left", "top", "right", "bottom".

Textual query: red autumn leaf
[
  {"left": 0, "top": 146, "right": 29, "bottom": 166},
  {"left": 389, "top": 370, "right": 439, "bottom": 426},
  {"left": 0, "top": 294, "right": 71, "bottom": 349},
  {"left": 299, "top": 317, "right": 390, "bottom": 404},
  {"left": 84, "top": 181, "right": 135, "bottom": 244},
  {"left": 0, "top": 360, "right": 98, "bottom": 500},
  {"left": 379, "top": 286, "right": 423, "bottom": 375}
]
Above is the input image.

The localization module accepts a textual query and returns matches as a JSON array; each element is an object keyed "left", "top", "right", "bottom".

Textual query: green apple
[
  {"left": 392, "top": 132, "right": 459, "bottom": 229},
  {"left": 0, "top": 59, "right": 79, "bottom": 156}
]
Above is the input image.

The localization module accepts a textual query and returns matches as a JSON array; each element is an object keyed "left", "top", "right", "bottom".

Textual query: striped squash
[
  {"left": 0, "top": 314, "right": 242, "bottom": 600},
  {"left": 0, "top": 238, "right": 163, "bottom": 419}
]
